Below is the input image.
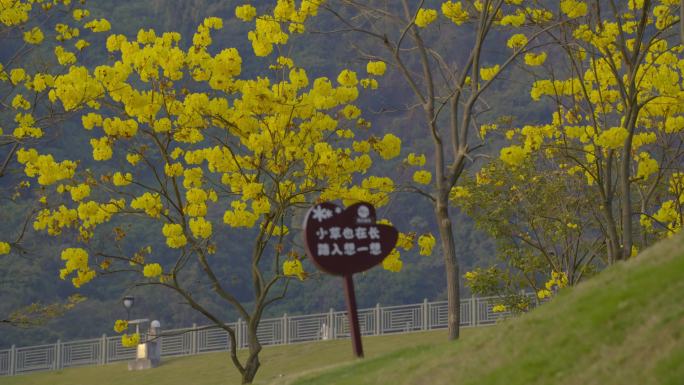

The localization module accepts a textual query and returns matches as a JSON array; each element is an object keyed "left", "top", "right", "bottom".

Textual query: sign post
[{"left": 303, "top": 201, "right": 398, "bottom": 358}]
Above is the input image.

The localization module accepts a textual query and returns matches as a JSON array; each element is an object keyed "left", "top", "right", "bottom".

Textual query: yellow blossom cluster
[
  {"left": 121, "top": 333, "right": 140, "bottom": 348},
  {"left": 130, "top": 193, "right": 163, "bottom": 218},
  {"left": 12, "top": 112, "right": 43, "bottom": 138},
  {"left": 560, "top": 0, "right": 588, "bottom": 19},
  {"left": 413, "top": 170, "right": 432, "bottom": 185},
  {"left": 112, "top": 172, "right": 133, "bottom": 186},
  {"left": 235, "top": 4, "right": 257, "bottom": 22},
  {"left": 382, "top": 249, "right": 403, "bottom": 272},
  {"left": 16, "top": 148, "right": 76, "bottom": 185},
  {"left": 537, "top": 271, "right": 568, "bottom": 299},
  {"left": 102, "top": 118, "right": 138, "bottom": 138},
  {"left": 479, "top": 65, "right": 499, "bottom": 81},
  {"left": 499, "top": 145, "right": 528, "bottom": 167},
  {"left": 189, "top": 217, "right": 213, "bottom": 239},
  {"left": 50, "top": 66, "right": 104, "bottom": 111},
  {"left": 330, "top": 176, "right": 395, "bottom": 208},
  {"left": 498, "top": 10, "right": 525, "bottom": 27},
  {"left": 223, "top": 201, "right": 259, "bottom": 228},
  {"left": 77, "top": 199, "right": 124, "bottom": 230},
  {"left": 162, "top": 223, "right": 187, "bottom": 248},
  {"left": 366, "top": 61, "right": 386, "bottom": 76},
  {"left": 184, "top": 188, "right": 212, "bottom": 217},
  {"left": 23, "top": 26, "right": 44, "bottom": 44},
  {"left": 34, "top": 205, "right": 78, "bottom": 235},
  {"left": 372, "top": 133, "right": 402, "bottom": 160},
  {"left": 113, "top": 319, "right": 128, "bottom": 333},
  {"left": 84, "top": 18, "right": 110, "bottom": 33},
  {"left": 506, "top": 34, "right": 528, "bottom": 50},
  {"left": 417, "top": 234, "right": 436, "bottom": 256},
  {"left": 67, "top": 183, "right": 91, "bottom": 202},
  {"left": 415, "top": 8, "right": 437, "bottom": 28},
  {"left": 635, "top": 152, "right": 658, "bottom": 180},
  {"left": 449, "top": 186, "right": 471, "bottom": 200},
  {"left": 441, "top": 1, "right": 469, "bottom": 25},
  {"left": 595, "top": 127, "right": 628, "bottom": 149},
  {"left": 396, "top": 232, "right": 415, "bottom": 250},
  {"left": 406, "top": 153, "right": 426, "bottom": 166},
  {"left": 283, "top": 259, "right": 306, "bottom": 280},
  {"left": 60, "top": 248, "right": 96, "bottom": 288},
  {"left": 239, "top": 0, "right": 323, "bottom": 55},
  {"left": 143, "top": 263, "right": 163, "bottom": 278}
]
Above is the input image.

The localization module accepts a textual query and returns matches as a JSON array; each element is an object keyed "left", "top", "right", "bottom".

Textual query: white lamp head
[{"left": 122, "top": 296, "right": 134, "bottom": 310}]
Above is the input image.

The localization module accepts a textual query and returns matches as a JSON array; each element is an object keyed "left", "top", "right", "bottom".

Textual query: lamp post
[{"left": 122, "top": 296, "right": 134, "bottom": 321}]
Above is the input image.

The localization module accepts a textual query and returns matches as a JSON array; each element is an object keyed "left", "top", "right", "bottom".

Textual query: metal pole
[
  {"left": 343, "top": 274, "right": 364, "bottom": 358},
  {"left": 471, "top": 296, "right": 477, "bottom": 327},
  {"left": 100, "top": 334, "right": 107, "bottom": 365},
  {"left": 235, "top": 318, "right": 242, "bottom": 350},
  {"left": 54, "top": 340, "right": 61, "bottom": 370},
  {"left": 375, "top": 303, "right": 381, "bottom": 335},
  {"left": 282, "top": 314, "right": 288, "bottom": 344},
  {"left": 191, "top": 323, "right": 197, "bottom": 355},
  {"left": 9, "top": 344, "right": 15, "bottom": 376},
  {"left": 330, "top": 308, "right": 336, "bottom": 340},
  {"left": 422, "top": 298, "right": 429, "bottom": 331}
]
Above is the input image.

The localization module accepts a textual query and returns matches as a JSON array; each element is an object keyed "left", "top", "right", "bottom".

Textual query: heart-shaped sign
[{"left": 303, "top": 201, "right": 398, "bottom": 276}]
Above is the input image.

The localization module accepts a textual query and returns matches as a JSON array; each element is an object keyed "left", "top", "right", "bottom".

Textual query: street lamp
[{"left": 122, "top": 296, "right": 134, "bottom": 320}]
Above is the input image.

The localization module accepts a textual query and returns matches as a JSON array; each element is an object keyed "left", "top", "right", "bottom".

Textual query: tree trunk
[
  {"left": 435, "top": 198, "right": 460, "bottom": 340},
  {"left": 241, "top": 352, "right": 260, "bottom": 384},
  {"left": 601, "top": 201, "right": 621, "bottom": 264},
  {"left": 619, "top": 127, "right": 636, "bottom": 260},
  {"left": 241, "top": 325, "right": 262, "bottom": 384}
]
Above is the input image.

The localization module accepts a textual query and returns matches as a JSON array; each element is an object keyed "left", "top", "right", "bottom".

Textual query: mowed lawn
[{"left": 1, "top": 329, "right": 454, "bottom": 385}]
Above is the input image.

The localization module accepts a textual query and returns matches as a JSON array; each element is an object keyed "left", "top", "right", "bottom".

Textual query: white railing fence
[{"left": 0, "top": 294, "right": 537, "bottom": 376}]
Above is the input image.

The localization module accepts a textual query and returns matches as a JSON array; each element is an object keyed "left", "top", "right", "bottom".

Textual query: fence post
[
  {"left": 100, "top": 334, "right": 107, "bottom": 365},
  {"left": 422, "top": 299, "right": 429, "bottom": 331},
  {"left": 329, "top": 308, "right": 336, "bottom": 340},
  {"left": 54, "top": 340, "right": 61, "bottom": 370},
  {"left": 374, "top": 304, "right": 381, "bottom": 335},
  {"left": 9, "top": 344, "right": 15, "bottom": 376},
  {"left": 236, "top": 318, "right": 242, "bottom": 350},
  {"left": 191, "top": 323, "right": 198, "bottom": 355},
  {"left": 282, "top": 314, "right": 288, "bottom": 345},
  {"left": 471, "top": 296, "right": 478, "bottom": 326}
]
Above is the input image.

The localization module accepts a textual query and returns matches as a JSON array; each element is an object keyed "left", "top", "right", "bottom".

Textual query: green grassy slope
[
  {"left": 288, "top": 232, "right": 684, "bottom": 385},
  {"left": 0, "top": 330, "right": 454, "bottom": 385}
]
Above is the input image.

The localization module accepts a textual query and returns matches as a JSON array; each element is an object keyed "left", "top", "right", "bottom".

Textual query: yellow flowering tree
[
  {"left": 497, "top": 0, "right": 684, "bottom": 262},
  {"left": 243, "top": 0, "right": 565, "bottom": 340},
  {"left": 24, "top": 10, "right": 417, "bottom": 383},
  {"left": 456, "top": 156, "right": 602, "bottom": 310}
]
